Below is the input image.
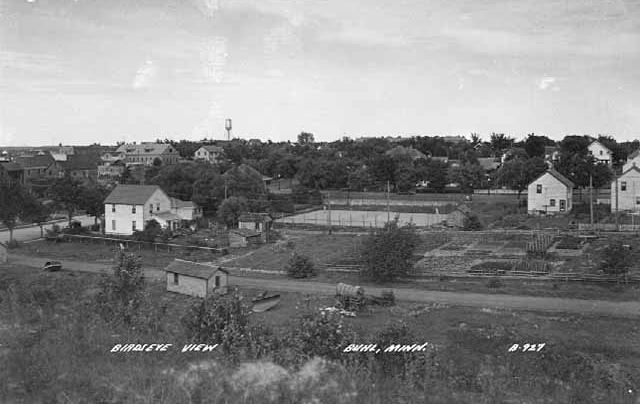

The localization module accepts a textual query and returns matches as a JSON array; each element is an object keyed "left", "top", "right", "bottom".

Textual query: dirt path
[{"left": 6, "top": 253, "right": 640, "bottom": 318}]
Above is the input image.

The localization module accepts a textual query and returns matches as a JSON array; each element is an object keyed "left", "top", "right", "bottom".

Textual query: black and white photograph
[{"left": 1, "top": 0, "right": 639, "bottom": 402}]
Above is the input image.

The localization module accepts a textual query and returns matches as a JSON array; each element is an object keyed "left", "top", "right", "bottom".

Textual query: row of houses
[{"left": 527, "top": 165, "right": 640, "bottom": 215}]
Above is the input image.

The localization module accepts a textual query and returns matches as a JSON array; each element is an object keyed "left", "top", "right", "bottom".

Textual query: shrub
[
  {"left": 6, "top": 239, "right": 20, "bottom": 249},
  {"left": 361, "top": 219, "right": 419, "bottom": 282},
  {"left": 380, "top": 290, "right": 396, "bottom": 306},
  {"left": 463, "top": 214, "right": 483, "bottom": 231},
  {"left": 286, "top": 253, "right": 316, "bottom": 278},
  {"left": 486, "top": 279, "right": 504, "bottom": 288},
  {"left": 600, "top": 242, "right": 632, "bottom": 278}
]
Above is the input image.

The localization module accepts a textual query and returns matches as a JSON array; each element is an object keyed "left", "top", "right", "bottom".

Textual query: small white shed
[{"left": 164, "top": 259, "right": 228, "bottom": 298}]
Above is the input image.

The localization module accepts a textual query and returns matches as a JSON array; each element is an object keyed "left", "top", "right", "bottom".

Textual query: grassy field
[{"left": 1, "top": 263, "right": 639, "bottom": 403}]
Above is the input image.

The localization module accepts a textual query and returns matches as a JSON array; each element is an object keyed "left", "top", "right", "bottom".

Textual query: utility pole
[
  {"left": 224, "top": 177, "right": 228, "bottom": 199},
  {"left": 327, "top": 191, "right": 332, "bottom": 235},
  {"left": 589, "top": 173, "right": 594, "bottom": 227},
  {"left": 615, "top": 175, "right": 619, "bottom": 231},
  {"left": 386, "top": 180, "right": 391, "bottom": 224}
]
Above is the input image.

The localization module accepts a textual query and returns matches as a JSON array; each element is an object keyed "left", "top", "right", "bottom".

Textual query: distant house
[
  {"left": 115, "top": 142, "right": 179, "bottom": 166},
  {"left": 223, "top": 164, "right": 271, "bottom": 188},
  {"left": 0, "top": 242, "right": 6, "bottom": 264},
  {"left": 14, "top": 153, "right": 59, "bottom": 182},
  {"left": 623, "top": 149, "right": 640, "bottom": 172},
  {"left": 587, "top": 140, "right": 612, "bottom": 166},
  {"left": 430, "top": 156, "right": 449, "bottom": 164},
  {"left": 103, "top": 185, "right": 198, "bottom": 235},
  {"left": 610, "top": 166, "right": 640, "bottom": 211},
  {"left": 193, "top": 145, "right": 224, "bottom": 164},
  {"left": 0, "top": 162, "right": 24, "bottom": 184},
  {"left": 97, "top": 159, "right": 126, "bottom": 184},
  {"left": 446, "top": 205, "right": 473, "bottom": 227},
  {"left": 61, "top": 154, "right": 98, "bottom": 184},
  {"left": 164, "top": 259, "right": 228, "bottom": 298},
  {"left": 527, "top": 169, "right": 574, "bottom": 214},
  {"left": 385, "top": 146, "right": 427, "bottom": 161},
  {"left": 238, "top": 212, "right": 272, "bottom": 243},
  {"left": 477, "top": 158, "right": 501, "bottom": 172},
  {"left": 170, "top": 197, "right": 203, "bottom": 222}
]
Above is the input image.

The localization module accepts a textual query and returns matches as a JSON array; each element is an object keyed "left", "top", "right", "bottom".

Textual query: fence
[
  {"left": 53, "top": 234, "right": 224, "bottom": 254},
  {"left": 410, "top": 270, "right": 640, "bottom": 283},
  {"left": 577, "top": 223, "right": 640, "bottom": 231}
]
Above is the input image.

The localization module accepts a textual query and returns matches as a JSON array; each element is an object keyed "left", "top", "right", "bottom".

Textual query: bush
[
  {"left": 6, "top": 239, "right": 20, "bottom": 249},
  {"left": 600, "top": 242, "right": 632, "bottom": 277},
  {"left": 286, "top": 253, "right": 316, "bottom": 278},
  {"left": 486, "top": 279, "right": 504, "bottom": 288},
  {"left": 463, "top": 214, "right": 483, "bottom": 231},
  {"left": 361, "top": 219, "right": 420, "bottom": 282}
]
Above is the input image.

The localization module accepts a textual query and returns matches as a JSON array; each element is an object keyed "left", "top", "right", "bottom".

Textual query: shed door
[
  {"left": 559, "top": 200, "right": 566, "bottom": 212},
  {"left": 215, "top": 275, "right": 220, "bottom": 288}
]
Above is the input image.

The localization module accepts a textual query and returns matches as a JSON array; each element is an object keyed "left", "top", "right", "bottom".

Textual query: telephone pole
[
  {"left": 386, "top": 180, "right": 391, "bottom": 224},
  {"left": 327, "top": 191, "right": 332, "bottom": 235},
  {"left": 589, "top": 173, "right": 594, "bottom": 227}
]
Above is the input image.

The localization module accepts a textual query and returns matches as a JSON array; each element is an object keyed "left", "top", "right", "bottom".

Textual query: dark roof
[
  {"left": 104, "top": 185, "right": 163, "bottom": 204},
  {"left": 201, "top": 145, "right": 223, "bottom": 153},
  {"left": 238, "top": 212, "right": 272, "bottom": 222},
  {"left": 14, "top": 154, "right": 55, "bottom": 168},
  {"left": 628, "top": 149, "right": 640, "bottom": 160},
  {"left": 224, "top": 163, "right": 264, "bottom": 178},
  {"left": 164, "top": 259, "right": 227, "bottom": 279},
  {"left": 0, "top": 162, "right": 23, "bottom": 172},
  {"left": 63, "top": 154, "right": 98, "bottom": 171},
  {"left": 537, "top": 169, "right": 574, "bottom": 188},
  {"left": 385, "top": 146, "right": 427, "bottom": 161},
  {"left": 170, "top": 197, "right": 196, "bottom": 209}
]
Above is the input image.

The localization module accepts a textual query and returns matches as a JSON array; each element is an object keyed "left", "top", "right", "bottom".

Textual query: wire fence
[{"left": 51, "top": 233, "right": 224, "bottom": 254}]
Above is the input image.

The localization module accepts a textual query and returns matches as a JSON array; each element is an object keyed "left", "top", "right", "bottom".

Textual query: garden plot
[{"left": 425, "top": 235, "right": 528, "bottom": 258}]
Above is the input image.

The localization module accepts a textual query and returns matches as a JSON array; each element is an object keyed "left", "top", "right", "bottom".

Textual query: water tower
[{"left": 225, "top": 118, "right": 232, "bottom": 140}]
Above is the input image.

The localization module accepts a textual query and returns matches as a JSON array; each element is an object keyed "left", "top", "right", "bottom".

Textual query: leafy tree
[
  {"left": 297, "top": 131, "right": 315, "bottom": 145},
  {"left": 22, "top": 198, "right": 52, "bottom": 238},
  {"left": 133, "top": 219, "right": 162, "bottom": 242},
  {"left": 81, "top": 184, "right": 109, "bottom": 225},
  {"left": 0, "top": 181, "right": 39, "bottom": 242},
  {"left": 223, "top": 164, "right": 267, "bottom": 199},
  {"left": 286, "top": 253, "right": 316, "bottom": 278},
  {"left": 348, "top": 166, "right": 374, "bottom": 191},
  {"left": 600, "top": 242, "right": 632, "bottom": 279},
  {"left": 48, "top": 177, "right": 85, "bottom": 226},
  {"left": 463, "top": 213, "right": 483, "bottom": 230},
  {"left": 361, "top": 219, "right": 419, "bottom": 282},
  {"left": 448, "top": 163, "right": 484, "bottom": 193},
  {"left": 558, "top": 135, "right": 590, "bottom": 157},
  {"left": 422, "top": 159, "right": 449, "bottom": 191},
  {"left": 96, "top": 251, "right": 146, "bottom": 326},
  {"left": 496, "top": 157, "right": 548, "bottom": 198},
  {"left": 152, "top": 157, "right": 162, "bottom": 166},
  {"left": 489, "top": 133, "right": 514, "bottom": 156},
  {"left": 524, "top": 134, "right": 555, "bottom": 158},
  {"left": 181, "top": 290, "right": 250, "bottom": 357},
  {"left": 192, "top": 172, "right": 225, "bottom": 216},
  {"left": 217, "top": 196, "right": 248, "bottom": 227}
]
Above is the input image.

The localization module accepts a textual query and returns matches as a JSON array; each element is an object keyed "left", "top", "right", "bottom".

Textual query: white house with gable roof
[
  {"left": 611, "top": 166, "right": 640, "bottom": 211},
  {"left": 104, "top": 185, "right": 200, "bottom": 235},
  {"left": 587, "top": 140, "right": 613, "bottom": 166},
  {"left": 527, "top": 169, "right": 574, "bottom": 214}
]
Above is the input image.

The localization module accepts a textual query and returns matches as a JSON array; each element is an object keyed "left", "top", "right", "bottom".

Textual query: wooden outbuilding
[{"left": 164, "top": 259, "right": 228, "bottom": 298}]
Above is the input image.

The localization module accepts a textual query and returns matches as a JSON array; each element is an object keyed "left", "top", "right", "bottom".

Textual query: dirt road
[{"left": 6, "top": 253, "right": 640, "bottom": 318}]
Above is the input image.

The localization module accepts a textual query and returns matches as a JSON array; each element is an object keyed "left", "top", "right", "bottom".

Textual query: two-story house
[
  {"left": 623, "top": 149, "right": 640, "bottom": 172},
  {"left": 527, "top": 169, "right": 574, "bottom": 215},
  {"left": 587, "top": 140, "right": 613, "bottom": 166},
  {"left": 193, "top": 145, "right": 224, "bottom": 164},
  {"left": 0, "top": 162, "right": 24, "bottom": 184},
  {"left": 611, "top": 166, "right": 640, "bottom": 211},
  {"left": 104, "top": 185, "right": 200, "bottom": 235},
  {"left": 115, "top": 142, "right": 179, "bottom": 166}
]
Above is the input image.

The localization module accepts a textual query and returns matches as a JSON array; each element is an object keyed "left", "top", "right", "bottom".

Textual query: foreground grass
[{"left": 1, "top": 264, "right": 639, "bottom": 404}]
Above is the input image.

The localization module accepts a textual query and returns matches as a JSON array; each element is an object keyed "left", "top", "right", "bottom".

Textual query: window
[
  {"left": 112, "top": 204, "right": 116, "bottom": 213},
  {"left": 132, "top": 205, "right": 136, "bottom": 214},
  {"left": 112, "top": 220, "right": 116, "bottom": 230},
  {"left": 157, "top": 204, "right": 160, "bottom": 211},
  {"left": 622, "top": 181, "right": 627, "bottom": 191},
  {"left": 559, "top": 200, "right": 566, "bottom": 212},
  {"left": 173, "top": 273, "right": 179, "bottom": 285},
  {"left": 149, "top": 203, "right": 153, "bottom": 213},
  {"left": 636, "top": 197, "right": 640, "bottom": 205},
  {"left": 132, "top": 221, "right": 136, "bottom": 231},
  {"left": 599, "top": 150, "right": 603, "bottom": 155},
  {"left": 536, "top": 184, "right": 542, "bottom": 194},
  {"left": 215, "top": 275, "right": 220, "bottom": 288},
  {"left": 549, "top": 199, "right": 556, "bottom": 207}
]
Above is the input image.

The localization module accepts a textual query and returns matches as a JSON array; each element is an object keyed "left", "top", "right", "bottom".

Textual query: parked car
[{"left": 43, "top": 261, "right": 62, "bottom": 272}]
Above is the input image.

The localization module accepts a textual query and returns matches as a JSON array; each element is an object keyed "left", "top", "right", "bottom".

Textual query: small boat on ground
[
  {"left": 251, "top": 291, "right": 281, "bottom": 312},
  {"left": 43, "top": 261, "right": 62, "bottom": 272}
]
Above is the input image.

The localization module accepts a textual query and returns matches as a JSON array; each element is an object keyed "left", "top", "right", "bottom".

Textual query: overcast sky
[{"left": 1, "top": 0, "right": 639, "bottom": 146}]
